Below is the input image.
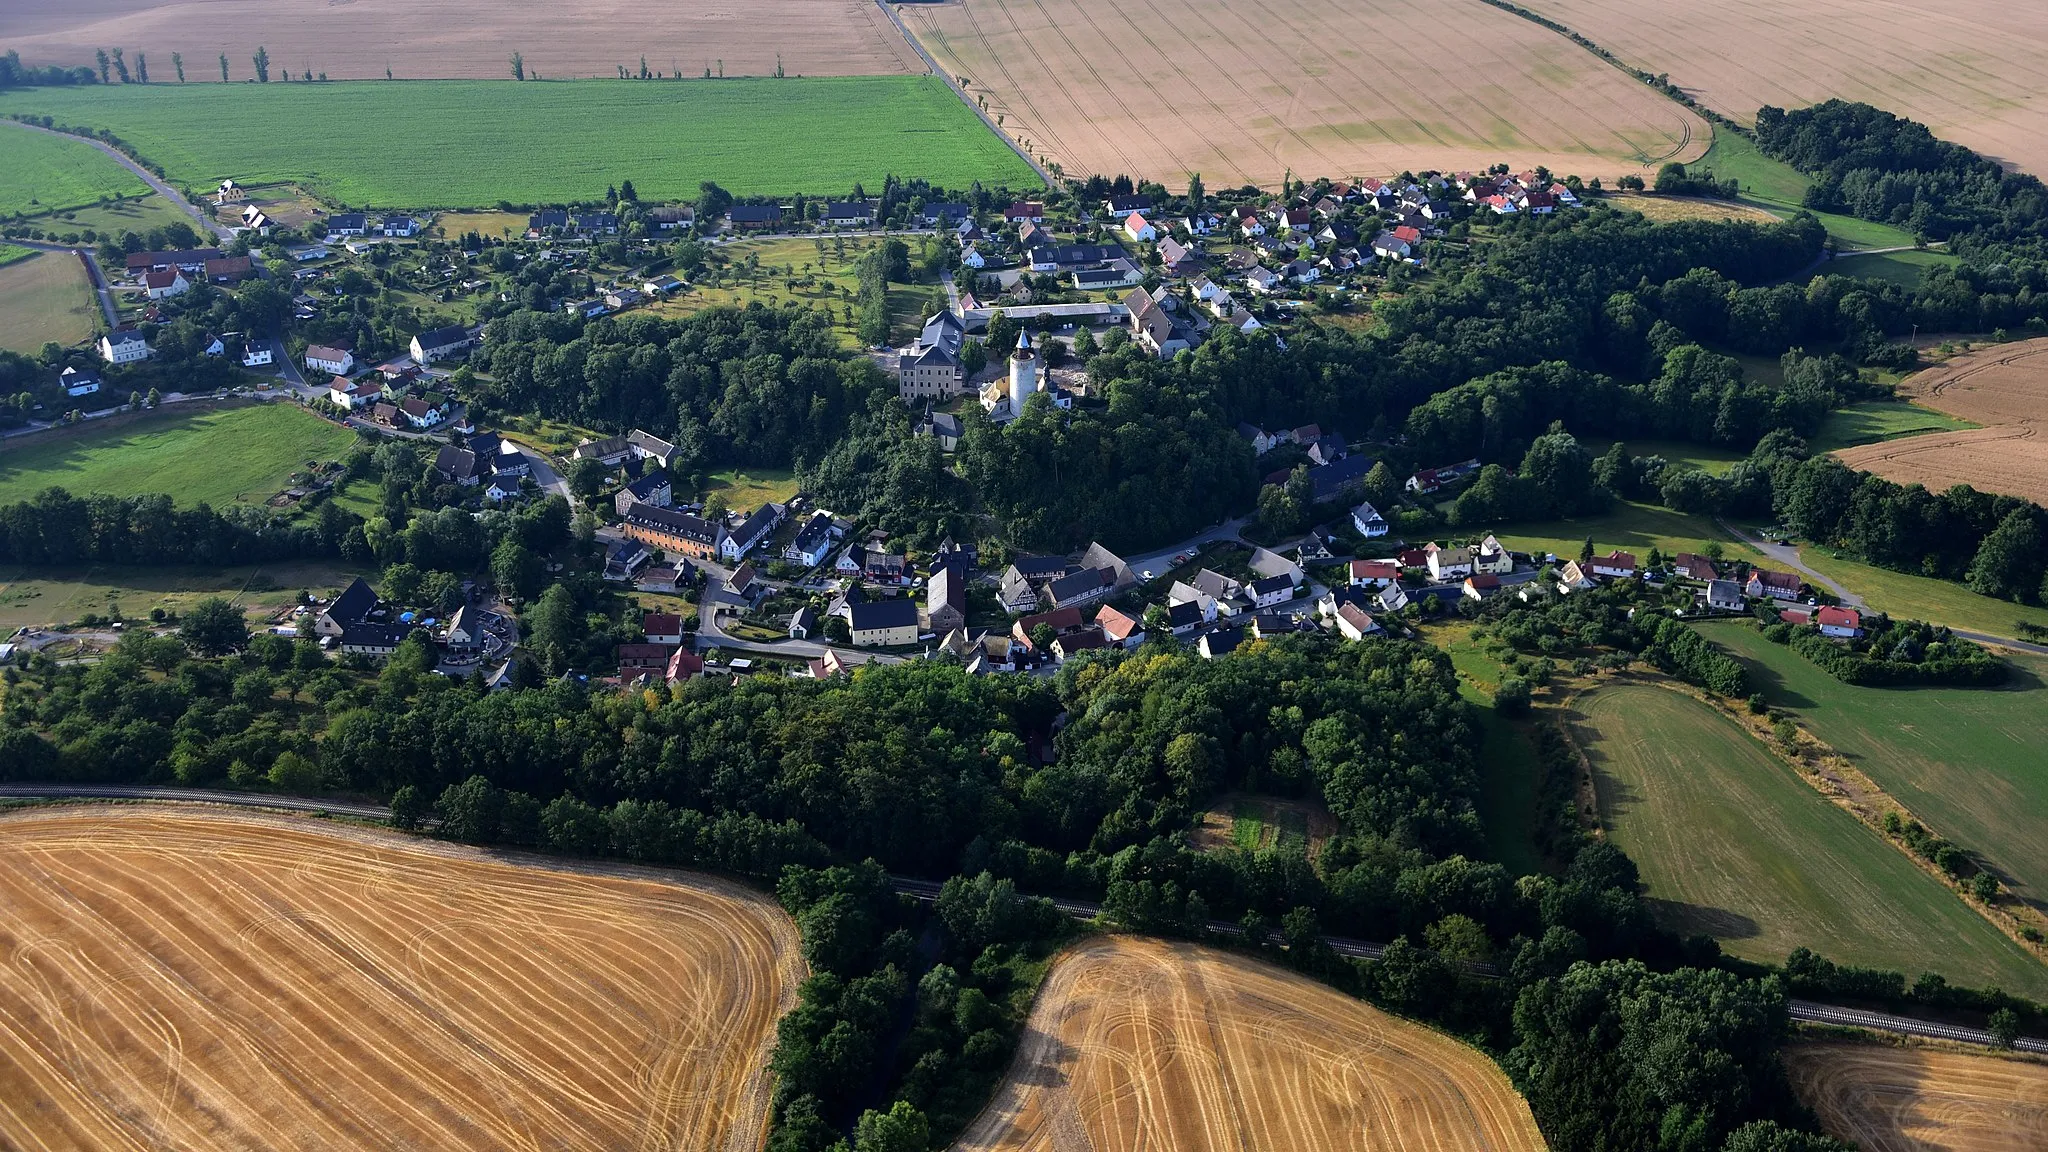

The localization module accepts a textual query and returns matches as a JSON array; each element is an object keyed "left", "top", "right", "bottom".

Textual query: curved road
[
  {"left": 8, "top": 238, "right": 118, "bottom": 327},
  {"left": 3, "top": 120, "right": 231, "bottom": 242},
  {"left": 5, "top": 783, "right": 2041, "bottom": 1052}
]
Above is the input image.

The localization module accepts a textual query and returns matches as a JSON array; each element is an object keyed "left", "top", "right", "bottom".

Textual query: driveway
[{"left": 1720, "top": 520, "right": 1865, "bottom": 608}]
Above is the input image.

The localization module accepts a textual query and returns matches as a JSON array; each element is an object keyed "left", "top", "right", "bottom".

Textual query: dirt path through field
[{"left": 0, "top": 806, "right": 801, "bottom": 1151}]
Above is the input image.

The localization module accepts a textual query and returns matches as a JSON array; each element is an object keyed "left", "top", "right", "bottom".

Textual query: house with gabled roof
[{"left": 1747, "top": 568, "right": 1803, "bottom": 600}]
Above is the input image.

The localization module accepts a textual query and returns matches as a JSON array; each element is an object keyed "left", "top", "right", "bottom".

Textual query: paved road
[
  {"left": 7, "top": 784, "right": 2041, "bottom": 1052},
  {"left": 695, "top": 603, "right": 904, "bottom": 666},
  {"left": 3, "top": 121, "right": 232, "bottom": 242},
  {"left": 1721, "top": 520, "right": 1866, "bottom": 608},
  {"left": 9, "top": 239, "right": 119, "bottom": 327},
  {"left": 871, "top": 0, "right": 1052, "bottom": 187}
]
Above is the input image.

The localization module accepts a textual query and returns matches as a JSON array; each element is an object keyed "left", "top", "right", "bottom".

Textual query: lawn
[
  {"left": 1429, "top": 622, "right": 1545, "bottom": 876},
  {"left": 0, "top": 559, "right": 370, "bottom": 630},
  {"left": 1808, "top": 400, "right": 1978, "bottom": 453},
  {"left": 1579, "top": 437, "right": 1747, "bottom": 476},
  {"left": 0, "top": 79, "right": 1039, "bottom": 207},
  {"left": 1825, "top": 248, "right": 1958, "bottom": 287},
  {"left": 0, "top": 249, "right": 97, "bottom": 353},
  {"left": 19, "top": 192, "right": 195, "bottom": 242},
  {"left": 1691, "top": 129, "right": 1919, "bottom": 251},
  {"left": 1789, "top": 547, "right": 2048, "bottom": 639},
  {"left": 707, "top": 466, "right": 799, "bottom": 511},
  {"left": 0, "top": 122, "right": 148, "bottom": 218},
  {"left": 1574, "top": 682, "right": 2048, "bottom": 995},
  {"left": 0, "top": 403, "right": 360, "bottom": 508},
  {"left": 659, "top": 235, "right": 943, "bottom": 346},
  {"left": 1703, "top": 621, "right": 2048, "bottom": 908},
  {"left": 1485, "top": 500, "right": 1759, "bottom": 565}
]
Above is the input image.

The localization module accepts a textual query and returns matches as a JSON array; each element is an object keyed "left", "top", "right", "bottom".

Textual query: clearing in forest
[
  {"left": 0, "top": 806, "right": 801, "bottom": 1152},
  {"left": 1785, "top": 1041, "right": 2048, "bottom": 1152},
  {"left": 0, "top": 0, "right": 923, "bottom": 80},
  {"left": 953, "top": 935, "right": 1547, "bottom": 1152},
  {"left": 1517, "top": 0, "right": 2048, "bottom": 177},
  {"left": 1835, "top": 338, "right": 2048, "bottom": 505},
  {"left": 1572, "top": 682, "right": 2048, "bottom": 996},
  {"left": 900, "top": 0, "right": 1706, "bottom": 190}
]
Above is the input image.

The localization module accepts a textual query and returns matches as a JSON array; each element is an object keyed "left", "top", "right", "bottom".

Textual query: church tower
[{"left": 1008, "top": 329, "right": 1038, "bottom": 417}]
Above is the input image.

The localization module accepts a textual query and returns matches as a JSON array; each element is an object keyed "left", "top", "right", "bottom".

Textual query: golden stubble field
[
  {"left": 1785, "top": 1041, "right": 2048, "bottom": 1151},
  {"left": 0, "top": 806, "right": 802, "bottom": 1152},
  {"left": 0, "top": 0, "right": 923, "bottom": 81},
  {"left": 1519, "top": 0, "right": 2048, "bottom": 175},
  {"left": 901, "top": 0, "right": 1706, "bottom": 190},
  {"left": 953, "top": 935, "right": 1548, "bottom": 1152},
  {"left": 1836, "top": 338, "right": 2048, "bottom": 504}
]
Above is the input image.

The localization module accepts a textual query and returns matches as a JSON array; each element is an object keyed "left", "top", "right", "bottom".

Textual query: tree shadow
[{"left": 1644, "top": 897, "right": 1762, "bottom": 941}]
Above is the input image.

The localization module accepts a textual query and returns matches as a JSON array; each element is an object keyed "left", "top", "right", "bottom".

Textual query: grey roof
[
  {"left": 791, "top": 513, "right": 834, "bottom": 556},
  {"left": 928, "top": 565, "right": 966, "bottom": 613},
  {"left": 1029, "top": 243, "right": 1124, "bottom": 267},
  {"left": 1250, "top": 574, "right": 1293, "bottom": 597},
  {"left": 624, "top": 472, "right": 670, "bottom": 497},
  {"left": 434, "top": 445, "right": 479, "bottom": 481},
  {"left": 729, "top": 204, "right": 782, "bottom": 223},
  {"left": 626, "top": 505, "right": 718, "bottom": 543},
  {"left": 729, "top": 503, "right": 781, "bottom": 547},
  {"left": 1044, "top": 567, "right": 1114, "bottom": 606},
  {"left": 1011, "top": 555, "right": 1072, "bottom": 580},
  {"left": 415, "top": 324, "right": 472, "bottom": 352},
  {"left": 1308, "top": 454, "right": 1374, "bottom": 502},
  {"left": 325, "top": 578, "right": 378, "bottom": 625},
  {"left": 340, "top": 621, "right": 412, "bottom": 649},
  {"left": 849, "top": 598, "right": 919, "bottom": 631}
]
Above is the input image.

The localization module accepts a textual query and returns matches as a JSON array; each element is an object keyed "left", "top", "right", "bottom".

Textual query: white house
[
  {"left": 410, "top": 325, "right": 474, "bottom": 365},
  {"left": 1248, "top": 574, "right": 1295, "bottom": 609},
  {"left": 1123, "top": 212, "right": 1157, "bottom": 242},
  {"left": 960, "top": 245, "right": 985, "bottom": 269},
  {"left": 143, "top": 269, "right": 189, "bottom": 300},
  {"left": 98, "top": 330, "right": 151, "bottom": 365},
  {"left": 305, "top": 345, "right": 354, "bottom": 375},
  {"left": 59, "top": 367, "right": 101, "bottom": 397},
  {"left": 329, "top": 376, "right": 381, "bottom": 409},
  {"left": 1590, "top": 551, "right": 1638, "bottom": 580},
  {"left": 241, "top": 344, "right": 273, "bottom": 367},
  {"left": 1817, "top": 606, "right": 1864, "bottom": 638},
  {"left": 1351, "top": 501, "right": 1389, "bottom": 537}
]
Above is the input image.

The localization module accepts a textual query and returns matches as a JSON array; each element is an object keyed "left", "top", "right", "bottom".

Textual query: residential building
[
  {"left": 1557, "top": 561, "right": 1597, "bottom": 594},
  {"left": 627, "top": 429, "right": 680, "bottom": 469},
  {"left": 1590, "top": 550, "right": 1638, "bottom": 580},
  {"left": 666, "top": 647, "right": 706, "bottom": 683},
  {"left": 1199, "top": 627, "right": 1244, "bottom": 659},
  {"left": 1405, "top": 459, "right": 1482, "bottom": 495},
  {"left": 644, "top": 274, "right": 685, "bottom": 297},
  {"left": 59, "top": 367, "right": 101, "bottom": 397},
  {"left": 650, "top": 204, "right": 695, "bottom": 230},
  {"left": 433, "top": 445, "right": 481, "bottom": 486},
  {"left": 864, "top": 551, "right": 908, "bottom": 584},
  {"left": 1072, "top": 260, "right": 1143, "bottom": 291},
  {"left": 849, "top": 598, "right": 920, "bottom": 646},
  {"left": 305, "top": 344, "right": 355, "bottom": 376},
  {"left": 340, "top": 622, "right": 414, "bottom": 659},
  {"left": 899, "top": 311, "right": 967, "bottom": 400},
  {"left": 643, "top": 612, "right": 685, "bottom": 645},
  {"left": 1817, "top": 606, "right": 1864, "bottom": 638},
  {"left": 1473, "top": 536, "right": 1514, "bottom": 576},
  {"left": 620, "top": 505, "right": 721, "bottom": 560},
  {"left": 1704, "top": 579, "right": 1745, "bottom": 612},
  {"left": 1747, "top": 569, "right": 1802, "bottom": 600},
  {"left": 1164, "top": 599, "right": 1204, "bottom": 636},
  {"left": 1306, "top": 454, "right": 1373, "bottom": 503},
  {"left": 143, "top": 269, "right": 189, "bottom": 299},
  {"left": 1038, "top": 566, "right": 1118, "bottom": 612},
  {"left": 1248, "top": 547, "right": 1303, "bottom": 587},
  {"left": 203, "top": 256, "right": 255, "bottom": 283},
  {"left": 573, "top": 211, "right": 619, "bottom": 235},
  {"left": 526, "top": 209, "right": 569, "bottom": 236},
  {"left": 1096, "top": 604, "right": 1144, "bottom": 648},
  {"left": 330, "top": 376, "right": 380, "bottom": 409},
  {"left": 1673, "top": 553, "right": 1721, "bottom": 581},
  {"left": 617, "top": 643, "right": 677, "bottom": 672},
  {"left": 824, "top": 201, "right": 875, "bottom": 226},
  {"left": 1463, "top": 574, "right": 1501, "bottom": 600},
  {"left": 1003, "top": 201, "right": 1045, "bottom": 223},
  {"left": 241, "top": 344, "right": 274, "bottom": 368},
  {"left": 1349, "top": 559, "right": 1399, "bottom": 589},
  {"left": 126, "top": 248, "right": 221, "bottom": 274},
  {"left": 1248, "top": 574, "right": 1295, "bottom": 609},
  {"left": 324, "top": 212, "right": 368, "bottom": 237},
  {"left": 380, "top": 216, "right": 418, "bottom": 237},
  {"left": 1427, "top": 545, "right": 1474, "bottom": 582},
  {"left": 1251, "top": 613, "right": 1303, "bottom": 640},
  {"left": 444, "top": 606, "right": 482, "bottom": 649},
  {"left": 400, "top": 396, "right": 445, "bottom": 429},
  {"left": 926, "top": 564, "right": 967, "bottom": 635},
  {"left": 614, "top": 471, "right": 673, "bottom": 516},
  {"left": 728, "top": 204, "right": 783, "bottom": 230},
  {"left": 1351, "top": 501, "right": 1389, "bottom": 537},
  {"left": 98, "top": 329, "right": 151, "bottom": 365},
  {"left": 1334, "top": 603, "right": 1380, "bottom": 641},
  {"left": 717, "top": 503, "right": 783, "bottom": 562},
  {"left": 316, "top": 582, "right": 378, "bottom": 638},
  {"left": 783, "top": 513, "right": 838, "bottom": 567},
  {"left": 574, "top": 435, "right": 635, "bottom": 465},
  {"left": 1012, "top": 606, "right": 1086, "bottom": 651},
  {"left": 1123, "top": 212, "right": 1156, "bottom": 242},
  {"left": 411, "top": 325, "right": 474, "bottom": 364},
  {"left": 789, "top": 607, "right": 818, "bottom": 639},
  {"left": 1052, "top": 628, "right": 1110, "bottom": 661},
  {"left": 806, "top": 649, "right": 850, "bottom": 680}
]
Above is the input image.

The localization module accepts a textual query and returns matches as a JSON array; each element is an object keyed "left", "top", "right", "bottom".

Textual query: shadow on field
[{"left": 1645, "top": 897, "right": 1762, "bottom": 942}]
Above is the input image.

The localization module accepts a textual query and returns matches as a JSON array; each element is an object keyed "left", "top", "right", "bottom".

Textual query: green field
[
  {"left": 1789, "top": 546, "right": 2048, "bottom": 639},
  {"left": 0, "top": 122, "right": 148, "bottom": 218},
  {"left": 21, "top": 192, "right": 198, "bottom": 241},
  {"left": 1580, "top": 438, "right": 1747, "bottom": 476},
  {"left": 1691, "top": 130, "right": 1919, "bottom": 251},
  {"left": 658, "top": 235, "right": 941, "bottom": 346},
  {"left": 0, "top": 249, "right": 96, "bottom": 353},
  {"left": 1704, "top": 622, "right": 2048, "bottom": 907},
  {"left": 707, "top": 466, "right": 799, "bottom": 510},
  {"left": 1432, "top": 623, "right": 1544, "bottom": 876},
  {"left": 0, "top": 79, "right": 1039, "bottom": 207},
  {"left": 0, "top": 404, "right": 359, "bottom": 508},
  {"left": 1487, "top": 500, "right": 1756, "bottom": 565},
  {"left": 1808, "top": 400, "right": 1979, "bottom": 453},
  {"left": 1575, "top": 682, "right": 2048, "bottom": 994},
  {"left": 0, "top": 559, "right": 370, "bottom": 629},
  {"left": 1825, "top": 248, "right": 1959, "bottom": 287}
]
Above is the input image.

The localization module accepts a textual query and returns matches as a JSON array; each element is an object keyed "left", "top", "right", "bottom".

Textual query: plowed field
[
  {"left": 1518, "top": 0, "right": 2048, "bottom": 177},
  {"left": 0, "top": 0, "right": 922, "bottom": 80},
  {"left": 901, "top": 0, "right": 1706, "bottom": 190},
  {"left": 1835, "top": 339, "right": 2048, "bottom": 504},
  {"left": 1786, "top": 1041, "right": 2048, "bottom": 1151},
  {"left": 0, "top": 806, "right": 801, "bottom": 1151},
  {"left": 952, "top": 935, "right": 1547, "bottom": 1152}
]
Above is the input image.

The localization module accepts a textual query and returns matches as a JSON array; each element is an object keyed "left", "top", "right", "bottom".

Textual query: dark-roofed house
[
  {"left": 433, "top": 445, "right": 481, "bottom": 486},
  {"left": 783, "top": 512, "right": 838, "bottom": 567},
  {"left": 849, "top": 598, "right": 920, "bottom": 646},
  {"left": 614, "top": 471, "right": 672, "bottom": 516},
  {"left": 316, "top": 578, "right": 379, "bottom": 638},
  {"left": 924, "top": 203, "right": 971, "bottom": 226},
  {"left": 1249, "top": 574, "right": 1295, "bottom": 609},
  {"left": 1052, "top": 627, "right": 1109, "bottom": 660},
  {"left": 900, "top": 311, "right": 967, "bottom": 400},
  {"left": 627, "top": 429, "right": 679, "bottom": 468},
  {"left": 340, "top": 621, "right": 414, "bottom": 659},
  {"left": 621, "top": 505, "right": 721, "bottom": 560},
  {"left": 573, "top": 435, "right": 634, "bottom": 465},
  {"left": 527, "top": 209, "right": 569, "bottom": 235},
  {"left": 720, "top": 503, "right": 785, "bottom": 561},
  {"left": 1747, "top": 568, "right": 1803, "bottom": 600},
  {"left": 1038, "top": 566, "right": 1118, "bottom": 612},
  {"left": 616, "top": 642, "right": 677, "bottom": 672},
  {"left": 1307, "top": 454, "right": 1373, "bottom": 503},
  {"left": 1199, "top": 627, "right": 1244, "bottom": 659},
  {"left": 926, "top": 564, "right": 967, "bottom": 635},
  {"left": 728, "top": 204, "right": 783, "bottom": 230},
  {"left": 204, "top": 256, "right": 255, "bottom": 283},
  {"left": 824, "top": 201, "right": 875, "bottom": 226},
  {"left": 1705, "top": 579, "right": 1745, "bottom": 612},
  {"left": 411, "top": 325, "right": 474, "bottom": 364},
  {"left": 325, "top": 212, "right": 368, "bottom": 237},
  {"left": 1674, "top": 553, "right": 1721, "bottom": 581}
]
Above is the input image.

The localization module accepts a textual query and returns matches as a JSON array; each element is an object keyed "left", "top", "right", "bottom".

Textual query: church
[{"left": 978, "top": 331, "right": 1074, "bottom": 424}]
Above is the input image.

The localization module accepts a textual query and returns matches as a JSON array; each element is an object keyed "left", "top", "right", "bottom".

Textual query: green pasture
[
  {"left": 0, "top": 79, "right": 1039, "bottom": 207},
  {"left": 1825, "top": 248, "right": 1958, "bottom": 286},
  {"left": 0, "top": 249, "right": 97, "bottom": 353},
  {"left": 1808, "top": 400, "right": 1978, "bottom": 453},
  {"left": 1574, "top": 682, "right": 2048, "bottom": 995},
  {"left": 0, "top": 403, "right": 359, "bottom": 508},
  {"left": 0, "top": 122, "right": 148, "bottom": 217},
  {"left": 0, "top": 558, "right": 369, "bottom": 630},
  {"left": 1691, "top": 130, "right": 1919, "bottom": 251}
]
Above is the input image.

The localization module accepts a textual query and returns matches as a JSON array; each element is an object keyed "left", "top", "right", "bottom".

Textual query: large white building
[{"left": 98, "top": 329, "right": 151, "bottom": 365}]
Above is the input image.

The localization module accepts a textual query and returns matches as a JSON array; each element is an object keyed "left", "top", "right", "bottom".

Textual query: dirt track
[
  {"left": 900, "top": 0, "right": 1706, "bottom": 189},
  {"left": 1836, "top": 339, "right": 2048, "bottom": 504},
  {"left": 952, "top": 935, "right": 1547, "bottom": 1152},
  {"left": 0, "top": 806, "right": 801, "bottom": 1151},
  {"left": 1518, "top": 0, "right": 2048, "bottom": 177},
  {"left": 1787, "top": 1040, "right": 2048, "bottom": 1151},
  {"left": 0, "top": 0, "right": 924, "bottom": 80}
]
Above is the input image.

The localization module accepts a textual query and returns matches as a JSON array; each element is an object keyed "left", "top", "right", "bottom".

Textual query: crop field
[
  {"left": 954, "top": 935, "right": 1547, "bottom": 1152},
  {"left": 1704, "top": 622, "right": 2048, "bottom": 908},
  {"left": 1606, "top": 193, "right": 1779, "bottom": 226},
  {"left": 1832, "top": 338, "right": 2048, "bottom": 503},
  {"left": 0, "top": 402, "right": 359, "bottom": 508},
  {"left": 1785, "top": 1041, "right": 2048, "bottom": 1152},
  {"left": 0, "top": 80, "right": 1039, "bottom": 206},
  {"left": 901, "top": 0, "right": 1707, "bottom": 191},
  {"left": 0, "top": 558, "right": 372, "bottom": 630},
  {"left": 0, "top": 0, "right": 921, "bottom": 81},
  {"left": 1573, "top": 682, "right": 2048, "bottom": 994},
  {"left": 0, "top": 249, "right": 96, "bottom": 354},
  {"left": 0, "top": 123, "right": 148, "bottom": 218},
  {"left": 1808, "top": 400, "right": 1979, "bottom": 453},
  {"left": 1517, "top": 0, "right": 2048, "bottom": 179},
  {"left": 0, "top": 806, "right": 802, "bottom": 1151}
]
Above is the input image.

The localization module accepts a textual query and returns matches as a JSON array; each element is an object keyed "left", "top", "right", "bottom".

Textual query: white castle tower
[{"left": 1008, "top": 329, "right": 1039, "bottom": 416}]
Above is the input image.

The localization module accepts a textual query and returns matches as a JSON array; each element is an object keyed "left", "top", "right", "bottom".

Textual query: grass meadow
[
  {"left": 1691, "top": 130, "right": 1919, "bottom": 251},
  {"left": 1703, "top": 621, "right": 2048, "bottom": 907},
  {"left": 0, "top": 79, "right": 1039, "bottom": 206},
  {"left": 0, "top": 250, "right": 96, "bottom": 353},
  {"left": 1573, "top": 681, "right": 2048, "bottom": 995},
  {"left": 0, "top": 558, "right": 371, "bottom": 630},
  {"left": 0, "top": 403, "right": 359, "bottom": 508},
  {"left": 0, "top": 123, "right": 148, "bottom": 218},
  {"left": 21, "top": 192, "right": 196, "bottom": 241},
  {"left": 1825, "top": 247, "right": 1959, "bottom": 286},
  {"left": 1808, "top": 400, "right": 1979, "bottom": 453},
  {"left": 1430, "top": 623, "right": 1545, "bottom": 876}
]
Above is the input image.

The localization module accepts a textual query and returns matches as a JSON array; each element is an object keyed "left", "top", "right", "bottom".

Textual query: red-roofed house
[
  {"left": 1095, "top": 604, "right": 1145, "bottom": 647},
  {"left": 1816, "top": 606, "right": 1864, "bottom": 638},
  {"left": 144, "top": 269, "right": 189, "bottom": 299},
  {"left": 1747, "top": 569, "right": 1803, "bottom": 600},
  {"left": 1349, "top": 559, "right": 1399, "bottom": 589},
  {"left": 666, "top": 646, "right": 705, "bottom": 683},
  {"left": 1591, "top": 551, "right": 1638, "bottom": 580},
  {"left": 1004, "top": 201, "right": 1045, "bottom": 223},
  {"left": 1779, "top": 607, "right": 1814, "bottom": 625},
  {"left": 643, "top": 612, "right": 683, "bottom": 644}
]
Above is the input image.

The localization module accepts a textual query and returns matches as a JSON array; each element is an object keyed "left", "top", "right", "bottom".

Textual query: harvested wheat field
[
  {"left": 1785, "top": 1041, "right": 2048, "bottom": 1151},
  {"left": 1519, "top": 0, "right": 2048, "bottom": 175},
  {"left": 1836, "top": 339, "right": 2048, "bottom": 503},
  {"left": 953, "top": 935, "right": 1547, "bottom": 1152},
  {"left": 0, "top": 806, "right": 802, "bottom": 1152},
  {"left": 901, "top": 0, "right": 1705, "bottom": 190},
  {"left": 0, "top": 0, "right": 923, "bottom": 81}
]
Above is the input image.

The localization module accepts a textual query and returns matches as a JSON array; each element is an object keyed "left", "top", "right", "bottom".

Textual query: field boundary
[
  {"left": 872, "top": 0, "right": 1051, "bottom": 186},
  {"left": 1567, "top": 656, "right": 2048, "bottom": 962}
]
